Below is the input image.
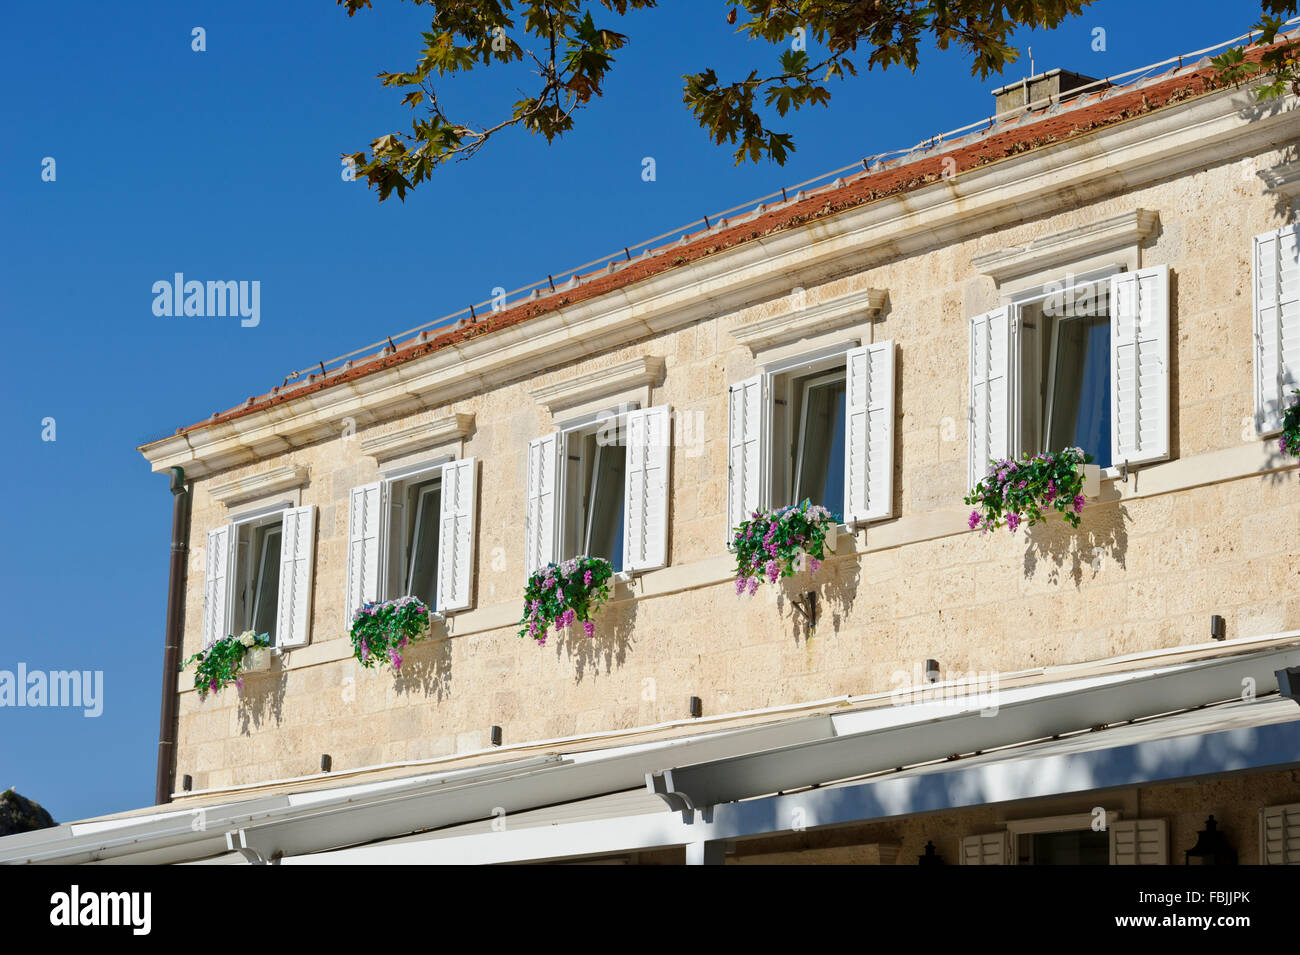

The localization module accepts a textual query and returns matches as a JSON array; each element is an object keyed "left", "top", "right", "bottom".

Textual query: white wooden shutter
[
  {"left": 202, "top": 525, "right": 231, "bottom": 648},
  {"left": 961, "top": 832, "right": 1009, "bottom": 865},
  {"left": 968, "top": 307, "right": 1013, "bottom": 489},
  {"left": 624, "top": 405, "right": 671, "bottom": 572},
  {"left": 1110, "top": 265, "right": 1170, "bottom": 467},
  {"left": 525, "top": 433, "right": 560, "bottom": 576},
  {"left": 275, "top": 505, "right": 315, "bottom": 648},
  {"left": 1260, "top": 802, "right": 1300, "bottom": 864},
  {"left": 844, "top": 341, "right": 895, "bottom": 523},
  {"left": 345, "top": 482, "right": 383, "bottom": 618},
  {"left": 1109, "top": 819, "right": 1168, "bottom": 865},
  {"left": 436, "top": 457, "right": 477, "bottom": 612},
  {"left": 1253, "top": 226, "right": 1300, "bottom": 433},
  {"left": 727, "top": 375, "right": 764, "bottom": 542}
]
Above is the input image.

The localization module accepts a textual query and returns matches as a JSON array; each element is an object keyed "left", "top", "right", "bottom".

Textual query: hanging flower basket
[
  {"left": 1278, "top": 389, "right": 1300, "bottom": 465},
  {"left": 182, "top": 630, "right": 270, "bottom": 699},
  {"left": 732, "top": 500, "right": 838, "bottom": 596},
  {"left": 519, "top": 557, "right": 613, "bottom": 646},
  {"left": 965, "top": 447, "right": 1093, "bottom": 534},
  {"left": 350, "top": 596, "right": 431, "bottom": 672}
]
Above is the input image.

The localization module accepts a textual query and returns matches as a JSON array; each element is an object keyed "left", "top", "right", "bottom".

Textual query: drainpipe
[{"left": 155, "top": 466, "right": 191, "bottom": 805}]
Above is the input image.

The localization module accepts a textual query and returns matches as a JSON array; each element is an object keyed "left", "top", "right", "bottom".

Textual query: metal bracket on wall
[{"left": 791, "top": 591, "right": 817, "bottom": 628}]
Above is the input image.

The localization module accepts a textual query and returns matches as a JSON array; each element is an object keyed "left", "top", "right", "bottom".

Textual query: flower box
[
  {"left": 242, "top": 646, "right": 272, "bottom": 674},
  {"left": 519, "top": 557, "right": 613, "bottom": 645},
  {"left": 733, "top": 500, "right": 838, "bottom": 596},
  {"left": 965, "top": 447, "right": 1093, "bottom": 534},
  {"left": 350, "top": 596, "right": 432, "bottom": 672}
]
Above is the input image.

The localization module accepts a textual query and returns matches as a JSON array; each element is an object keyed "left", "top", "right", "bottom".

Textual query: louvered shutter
[
  {"left": 624, "top": 406, "right": 671, "bottom": 572},
  {"left": 1109, "top": 819, "right": 1168, "bottom": 865},
  {"left": 727, "top": 375, "right": 764, "bottom": 542},
  {"left": 961, "top": 832, "right": 1009, "bottom": 865},
  {"left": 1253, "top": 226, "right": 1300, "bottom": 433},
  {"left": 844, "top": 341, "right": 895, "bottom": 523},
  {"left": 276, "top": 505, "right": 315, "bottom": 648},
  {"left": 202, "top": 525, "right": 231, "bottom": 648},
  {"left": 1260, "top": 803, "right": 1300, "bottom": 864},
  {"left": 436, "top": 457, "right": 477, "bottom": 612},
  {"left": 345, "top": 482, "right": 383, "bottom": 619},
  {"left": 968, "top": 307, "right": 1013, "bottom": 489},
  {"left": 1110, "top": 265, "right": 1170, "bottom": 467},
  {"left": 525, "top": 434, "right": 560, "bottom": 576}
]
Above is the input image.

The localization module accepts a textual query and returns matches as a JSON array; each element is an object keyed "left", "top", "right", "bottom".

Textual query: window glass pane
[
  {"left": 1048, "top": 314, "right": 1112, "bottom": 468},
  {"left": 1027, "top": 829, "right": 1109, "bottom": 865},
  {"left": 406, "top": 482, "right": 441, "bottom": 609},
  {"left": 794, "top": 375, "right": 846, "bottom": 508},
  {"left": 251, "top": 525, "right": 280, "bottom": 642},
  {"left": 585, "top": 440, "right": 626, "bottom": 571}
]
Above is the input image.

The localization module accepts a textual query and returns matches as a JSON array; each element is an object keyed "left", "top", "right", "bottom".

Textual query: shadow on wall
[
  {"left": 774, "top": 551, "right": 862, "bottom": 641},
  {"left": 1023, "top": 500, "right": 1129, "bottom": 587},
  {"left": 237, "top": 669, "right": 286, "bottom": 734},
  {"left": 393, "top": 630, "right": 454, "bottom": 701},
  {"left": 557, "top": 594, "right": 638, "bottom": 683}
]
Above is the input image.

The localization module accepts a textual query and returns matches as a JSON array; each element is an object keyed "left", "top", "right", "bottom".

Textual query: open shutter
[
  {"left": 1110, "top": 265, "right": 1170, "bottom": 467},
  {"left": 436, "top": 457, "right": 477, "bottom": 612},
  {"left": 525, "top": 433, "right": 560, "bottom": 576},
  {"left": 624, "top": 405, "right": 671, "bottom": 572},
  {"left": 727, "top": 375, "right": 764, "bottom": 542},
  {"left": 276, "top": 505, "right": 315, "bottom": 648},
  {"left": 968, "top": 307, "right": 1013, "bottom": 489},
  {"left": 202, "top": 525, "right": 231, "bottom": 648},
  {"left": 1109, "top": 819, "right": 1168, "bottom": 865},
  {"left": 1260, "top": 803, "right": 1300, "bottom": 864},
  {"left": 1253, "top": 226, "right": 1300, "bottom": 433},
  {"left": 961, "top": 832, "right": 1009, "bottom": 865},
  {"left": 345, "top": 482, "right": 383, "bottom": 619},
  {"left": 844, "top": 341, "right": 895, "bottom": 523}
]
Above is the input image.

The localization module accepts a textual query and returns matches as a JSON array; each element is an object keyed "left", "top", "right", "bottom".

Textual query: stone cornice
[
  {"left": 139, "top": 87, "right": 1300, "bottom": 478},
  {"left": 971, "top": 209, "right": 1159, "bottom": 283},
  {"left": 209, "top": 465, "right": 309, "bottom": 507},
  {"left": 528, "top": 357, "right": 665, "bottom": 413},
  {"left": 359, "top": 413, "right": 475, "bottom": 462},
  {"left": 730, "top": 288, "right": 885, "bottom": 353}
]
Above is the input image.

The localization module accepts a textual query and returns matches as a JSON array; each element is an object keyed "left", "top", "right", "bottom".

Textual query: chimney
[{"left": 992, "top": 68, "right": 1098, "bottom": 115}]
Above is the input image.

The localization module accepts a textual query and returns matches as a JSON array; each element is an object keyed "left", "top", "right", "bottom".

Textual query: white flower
[{"left": 238, "top": 630, "right": 257, "bottom": 647}]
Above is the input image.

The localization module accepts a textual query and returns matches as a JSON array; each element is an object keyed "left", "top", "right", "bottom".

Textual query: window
[
  {"left": 560, "top": 420, "right": 627, "bottom": 572},
  {"left": 1016, "top": 828, "right": 1109, "bottom": 865},
  {"left": 385, "top": 469, "right": 442, "bottom": 610},
  {"left": 345, "top": 458, "right": 478, "bottom": 619},
  {"left": 203, "top": 504, "right": 316, "bottom": 650},
  {"left": 969, "top": 265, "right": 1168, "bottom": 489},
  {"left": 525, "top": 405, "right": 671, "bottom": 577},
  {"left": 727, "top": 341, "right": 894, "bottom": 541},
  {"left": 1016, "top": 278, "right": 1113, "bottom": 468},
  {"left": 771, "top": 363, "right": 847, "bottom": 510},
  {"left": 234, "top": 513, "right": 283, "bottom": 642},
  {"left": 961, "top": 814, "right": 1168, "bottom": 865}
]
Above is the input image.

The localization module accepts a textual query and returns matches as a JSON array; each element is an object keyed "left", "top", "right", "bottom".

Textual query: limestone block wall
[{"left": 171, "top": 144, "right": 1300, "bottom": 792}]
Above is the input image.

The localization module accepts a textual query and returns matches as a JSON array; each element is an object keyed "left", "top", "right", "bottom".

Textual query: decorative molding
[
  {"left": 209, "top": 465, "right": 309, "bottom": 507},
  {"left": 971, "top": 209, "right": 1159, "bottom": 283},
  {"left": 731, "top": 288, "right": 886, "bottom": 353},
  {"left": 529, "top": 356, "right": 665, "bottom": 413},
  {"left": 359, "top": 413, "right": 475, "bottom": 462},
  {"left": 1258, "top": 160, "right": 1300, "bottom": 199}
]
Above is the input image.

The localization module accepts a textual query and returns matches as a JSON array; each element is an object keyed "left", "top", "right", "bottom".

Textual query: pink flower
[
  {"left": 747, "top": 577, "right": 759, "bottom": 596},
  {"left": 235, "top": 678, "right": 243, "bottom": 691},
  {"left": 808, "top": 558, "right": 821, "bottom": 574},
  {"left": 583, "top": 570, "right": 593, "bottom": 586},
  {"left": 1073, "top": 494, "right": 1085, "bottom": 515},
  {"left": 1006, "top": 512, "right": 1022, "bottom": 533},
  {"left": 735, "top": 577, "right": 747, "bottom": 596},
  {"left": 765, "top": 559, "right": 780, "bottom": 583},
  {"left": 583, "top": 621, "right": 595, "bottom": 639},
  {"left": 390, "top": 650, "right": 402, "bottom": 671},
  {"left": 968, "top": 510, "right": 981, "bottom": 530},
  {"left": 1045, "top": 480, "right": 1057, "bottom": 502}
]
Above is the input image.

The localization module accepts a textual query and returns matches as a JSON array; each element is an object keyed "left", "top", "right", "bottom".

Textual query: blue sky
[{"left": 0, "top": 0, "right": 1266, "bottom": 822}]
